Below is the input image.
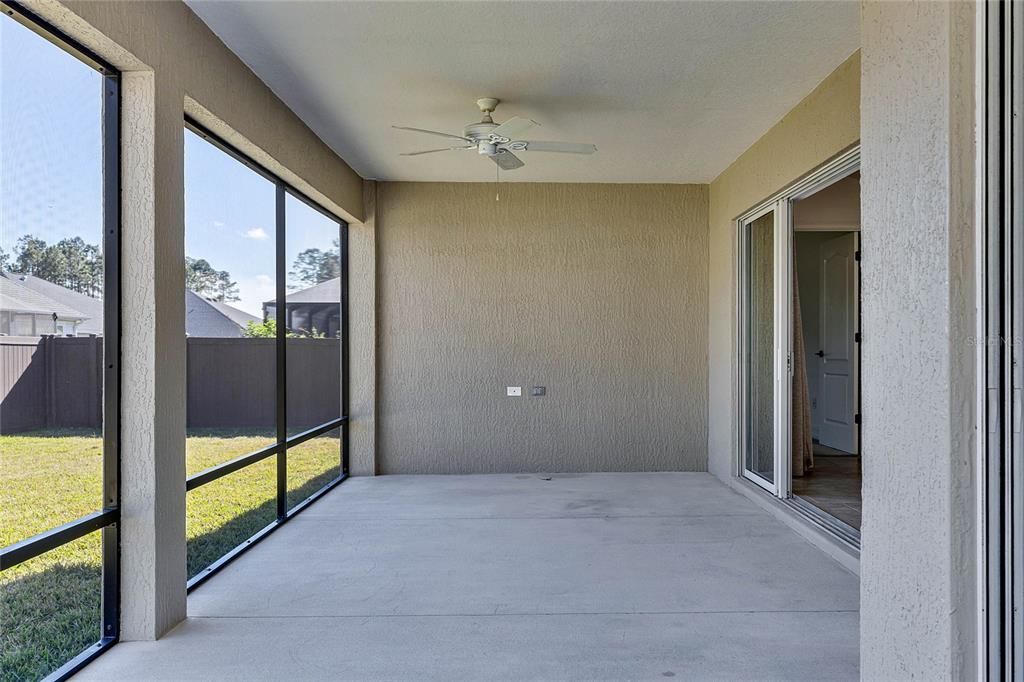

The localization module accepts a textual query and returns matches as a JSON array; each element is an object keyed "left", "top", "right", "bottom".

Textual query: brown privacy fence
[
  {"left": 0, "top": 336, "right": 340, "bottom": 434},
  {"left": 0, "top": 336, "right": 103, "bottom": 432}
]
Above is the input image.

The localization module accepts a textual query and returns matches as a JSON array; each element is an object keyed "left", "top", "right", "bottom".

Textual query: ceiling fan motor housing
[
  {"left": 464, "top": 121, "right": 501, "bottom": 155},
  {"left": 464, "top": 121, "right": 498, "bottom": 140}
]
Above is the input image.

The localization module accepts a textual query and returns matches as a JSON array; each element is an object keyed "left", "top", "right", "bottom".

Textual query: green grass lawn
[{"left": 1, "top": 428, "right": 340, "bottom": 682}]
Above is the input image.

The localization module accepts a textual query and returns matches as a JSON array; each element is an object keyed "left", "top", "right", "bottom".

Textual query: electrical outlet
[{"left": 506, "top": 386, "right": 522, "bottom": 397}]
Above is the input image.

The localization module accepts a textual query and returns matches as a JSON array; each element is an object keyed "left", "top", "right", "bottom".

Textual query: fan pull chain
[{"left": 495, "top": 163, "right": 500, "bottom": 201}]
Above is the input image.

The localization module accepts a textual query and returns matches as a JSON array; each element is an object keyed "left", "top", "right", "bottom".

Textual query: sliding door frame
[
  {"left": 737, "top": 202, "right": 787, "bottom": 494},
  {"left": 979, "top": 0, "right": 1022, "bottom": 676},
  {"left": 735, "top": 146, "right": 860, "bottom": 504}
]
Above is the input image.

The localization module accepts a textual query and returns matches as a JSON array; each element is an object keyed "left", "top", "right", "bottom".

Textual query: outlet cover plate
[{"left": 506, "top": 386, "right": 522, "bottom": 397}]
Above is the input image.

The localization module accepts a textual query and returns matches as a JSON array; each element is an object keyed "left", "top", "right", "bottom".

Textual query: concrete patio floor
[{"left": 78, "top": 473, "right": 859, "bottom": 680}]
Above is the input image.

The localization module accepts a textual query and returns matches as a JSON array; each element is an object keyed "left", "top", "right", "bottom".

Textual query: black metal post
[
  {"left": 100, "top": 64, "right": 121, "bottom": 645},
  {"left": 0, "top": 6, "right": 124, "bottom": 678},
  {"left": 340, "top": 222, "right": 350, "bottom": 475},
  {"left": 276, "top": 184, "right": 287, "bottom": 520}
]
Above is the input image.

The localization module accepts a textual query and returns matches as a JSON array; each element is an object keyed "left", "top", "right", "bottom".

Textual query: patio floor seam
[
  {"left": 189, "top": 609, "right": 860, "bottom": 619},
  {"left": 295, "top": 513, "right": 768, "bottom": 521}
]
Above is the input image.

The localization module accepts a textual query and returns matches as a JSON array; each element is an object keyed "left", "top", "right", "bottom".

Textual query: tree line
[
  {"left": 0, "top": 236, "right": 103, "bottom": 296},
  {"left": 3, "top": 234, "right": 341, "bottom": 301}
]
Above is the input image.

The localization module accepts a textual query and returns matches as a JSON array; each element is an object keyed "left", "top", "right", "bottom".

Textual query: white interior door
[{"left": 816, "top": 232, "right": 858, "bottom": 453}]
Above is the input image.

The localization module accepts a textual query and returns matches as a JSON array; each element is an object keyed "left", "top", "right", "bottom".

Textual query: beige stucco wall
[
  {"left": 860, "top": 1, "right": 977, "bottom": 678},
  {"left": 706, "top": 51, "right": 860, "bottom": 480},
  {"left": 376, "top": 182, "right": 708, "bottom": 474},
  {"left": 348, "top": 180, "right": 379, "bottom": 476}
]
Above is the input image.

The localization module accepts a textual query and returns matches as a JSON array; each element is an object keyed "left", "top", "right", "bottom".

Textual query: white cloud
[
  {"left": 212, "top": 220, "right": 225, "bottom": 228},
  {"left": 245, "top": 227, "right": 269, "bottom": 240}
]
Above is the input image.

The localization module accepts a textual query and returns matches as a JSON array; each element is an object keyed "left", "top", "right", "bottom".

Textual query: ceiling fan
[{"left": 394, "top": 98, "right": 597, "bottom": 170}]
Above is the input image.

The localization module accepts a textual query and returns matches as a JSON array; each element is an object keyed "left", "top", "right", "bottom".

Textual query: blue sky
[
  {"left": 1, "top": 14, "right": 103, "bottom": 260},
  {"left": 2, "top": 14, "right": 339, "bottom": 318}
]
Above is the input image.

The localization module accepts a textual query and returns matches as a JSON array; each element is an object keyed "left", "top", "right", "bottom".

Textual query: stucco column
[
  {"left": 860, "top": 1, "right": 977, "bottom": 678},
  {"left": 348, "top": 179, "right": 378, "bottom": 475},
  {"left": 119, "top": 70, "right": 188, "bottom": 639}
]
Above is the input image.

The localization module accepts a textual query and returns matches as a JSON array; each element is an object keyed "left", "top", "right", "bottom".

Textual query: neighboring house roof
[
  {"left": 3, "top": 271, "right": 104, "bottom": 334},
  {"left": 264, "top": 277, "right": 341, "bottom": 306},
  {"left": 0, "top": 272, "right": 92, "bottom": 324},
  {"left": 0, "top": 274, "right": 259, "bottom": 338},
  {"left": 186, "top": 290, "right": 260, "bottom": 337},
  {"left": 206, "top": 299, "right": 260, "bottom": 330}
]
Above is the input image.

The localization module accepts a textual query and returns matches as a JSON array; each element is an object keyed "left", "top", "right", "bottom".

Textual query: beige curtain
[{"left": 792, "top": 267, "right": 814, "bottom": 477}]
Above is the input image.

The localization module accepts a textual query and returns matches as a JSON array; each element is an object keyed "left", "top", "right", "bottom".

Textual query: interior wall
[
  {"left": 793, "top": 172, "right": 860, "bottom": 229},
  {"left": 793, "top": 172, "right": 861, "bottom": 443},
  {"left": 794, "top": 231, "right": 829, "bottom": 439},
  {"left": 706, "top": 50, "right": 860, "bottom": 480},
  {"left": 377, "top": 182, "right": 708, "bottom": 474},
  {"left": 794, "top": 228, "right": 858, "bottom": 441}
]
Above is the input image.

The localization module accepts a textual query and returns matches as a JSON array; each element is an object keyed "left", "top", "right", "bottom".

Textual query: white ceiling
[{"left": 187, "top": 1, "right": 859, "bottom": 184}]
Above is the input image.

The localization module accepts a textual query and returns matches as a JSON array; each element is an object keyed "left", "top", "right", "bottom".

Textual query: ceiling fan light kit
[{"left": 394, "top": 97, "right": 597, "bottom": 172}]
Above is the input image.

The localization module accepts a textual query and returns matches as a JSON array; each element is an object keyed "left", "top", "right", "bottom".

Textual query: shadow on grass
[
  {"left": 187, "top": 466, "right": 340, "bottom": 581},
  {"left": 1, "top": 562, "right": 101, "bottom": 682}
]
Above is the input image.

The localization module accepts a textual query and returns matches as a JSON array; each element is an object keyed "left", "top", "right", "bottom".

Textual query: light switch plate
[
  {"left": 506, "top": 386, "right": 522, "bottom": 397},
  {"left": 531, "top": 386, "right": 546, "bottom": 396}
]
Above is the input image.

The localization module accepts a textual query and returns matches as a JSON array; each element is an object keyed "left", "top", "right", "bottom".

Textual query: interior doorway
[{"left": 790, "top": 172, "right": 861, "bottom": 531}]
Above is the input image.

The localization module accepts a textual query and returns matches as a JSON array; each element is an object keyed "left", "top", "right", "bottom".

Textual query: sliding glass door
[
  {"left": 739, "top": 204, "right": 791, "bottom": 494},
  {"left": 737, "top": 150, "right": 860, "bottom": 511},
  {"left": 743, "top": 209, "right": 777, "bottom": 486}
]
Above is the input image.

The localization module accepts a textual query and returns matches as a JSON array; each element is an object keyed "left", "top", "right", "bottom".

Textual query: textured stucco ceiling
[{"left": 186, "top": 1, "right": 859, "bottom": 183}]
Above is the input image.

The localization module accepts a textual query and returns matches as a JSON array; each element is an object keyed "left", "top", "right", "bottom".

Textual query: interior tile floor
[
  {"left": 79, "top": 473, "right": 859, "bottom": 681},
  {"left": 792, "top": 451, "right": 862, "bottom": 530}
]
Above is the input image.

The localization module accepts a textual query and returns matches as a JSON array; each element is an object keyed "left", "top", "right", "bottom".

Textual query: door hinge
[
  {"left": 855, "top": 250, "right": 861, "bottom": 262},
  {"left": 855, "top": 413, "right": 861, "bottom": 425},
  {"left": 855, "top": 331, "right": 861, "bottom": 343},
  {"left": 787, "top": 353, "right": 792, "bottom": 375}
]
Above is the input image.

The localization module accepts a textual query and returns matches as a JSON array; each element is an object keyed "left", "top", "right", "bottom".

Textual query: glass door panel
[{"left": 744, "top": 210, "right": 776, "bottom": 486}]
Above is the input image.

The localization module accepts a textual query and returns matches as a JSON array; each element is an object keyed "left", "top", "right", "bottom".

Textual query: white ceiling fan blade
[
  {"left": 400, "top": 146, "right": 474, "bottom": 156},
  {"left": 491, "top": 151, "right": 525, "bottom": 171},
  {"left": 393, "top": 126, "right": 473, "bottom": 143},
  {"left": 489, "top": 116, "right": 538, "bottom": 140},
  {"left": 517, "top": 141, "right": 597, "bottom": 154}
]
